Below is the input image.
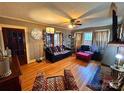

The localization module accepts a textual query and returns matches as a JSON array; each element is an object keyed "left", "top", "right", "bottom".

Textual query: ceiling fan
[
  {"left": 48, "top": 3, "right": 111, "bottom": 29},
  {"left": 67, "top": 19, "right": 82, "bottom": 29}
]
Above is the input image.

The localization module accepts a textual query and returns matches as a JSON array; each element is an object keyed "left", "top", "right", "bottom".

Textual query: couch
[
  {"left": 45, "top": 45, "right": 72, "bottom": 62},
  {"left": 32, "top": 69, "right": 79, "bottom": 91},
  {"left": 77, "top": 45, "right": 102, "bottom": 61}
]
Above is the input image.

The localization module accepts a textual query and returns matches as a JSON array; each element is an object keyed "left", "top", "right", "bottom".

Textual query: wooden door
[{"left": 2, "top": 27, "right": 27, "bottom": 65}]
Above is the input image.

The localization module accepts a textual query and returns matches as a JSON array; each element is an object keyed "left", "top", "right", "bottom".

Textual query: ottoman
[{"left": 76, "top": 52, "right": 92, "bottom": 61}]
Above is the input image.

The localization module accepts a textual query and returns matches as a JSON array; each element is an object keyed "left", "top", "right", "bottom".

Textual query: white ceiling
[{"left": 0, "top": 2, "right": 124, "bottom": 30}]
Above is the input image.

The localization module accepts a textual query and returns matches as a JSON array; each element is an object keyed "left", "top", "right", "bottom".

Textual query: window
[
  {"left": 46, "top": 34, "right": 53, "bottom": 47},
  {"left": 83, "top": 32, "right": 92, "bottom": 45},
  {"left": 46, "top": 33, "right": 62, "bottom": 47},
  {"left": 54, "top": 33, "right": 60, "bottom": 46}
]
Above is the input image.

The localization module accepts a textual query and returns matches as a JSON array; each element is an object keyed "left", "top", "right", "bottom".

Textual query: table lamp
[{"left": 115, "top": 54, "right": 123, "bottom": 67}]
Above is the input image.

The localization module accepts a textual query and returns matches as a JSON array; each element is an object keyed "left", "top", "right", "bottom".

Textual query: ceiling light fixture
[{"left": 68, "top": 24, "right": 75, "bottom": 29}]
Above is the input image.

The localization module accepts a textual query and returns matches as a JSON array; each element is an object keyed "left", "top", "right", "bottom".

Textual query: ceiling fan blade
[
  {"left": 75, "top": 23, "right": 82, "bottom": 25},
  {"left": 77, "top": 3, "right": 111, "bottom": 19},
  {"left": 47, "top": 3, "right": 72, "bottom": 19},
  {"left": 54, "top": 21, "right": 69, "bottom": 25}
]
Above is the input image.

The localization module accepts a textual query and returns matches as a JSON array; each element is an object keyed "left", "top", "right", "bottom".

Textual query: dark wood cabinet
[{"left": 0, "top": 56, "right": 22, "bottom": 91}]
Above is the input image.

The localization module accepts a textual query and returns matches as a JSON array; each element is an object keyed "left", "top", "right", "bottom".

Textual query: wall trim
[{"left": 0, "top": 15, "right": 68, "bottom": 30}]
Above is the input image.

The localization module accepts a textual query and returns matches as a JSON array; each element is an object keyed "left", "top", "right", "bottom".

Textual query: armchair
[{"left": 77, "top": 45, "right": 102, "bottom": 61}]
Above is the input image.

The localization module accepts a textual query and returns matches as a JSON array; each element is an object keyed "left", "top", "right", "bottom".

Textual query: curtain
[
  {"left": 75, "top": 33, "right": 82, "bottom": 49},
  {"left": 93, "top": 30, "right": 109, "bottom": 51}
]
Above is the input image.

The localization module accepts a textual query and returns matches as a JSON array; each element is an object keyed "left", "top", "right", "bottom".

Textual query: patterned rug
[{"left": 87, "top": 66, "right": 102, "bottom": 91}]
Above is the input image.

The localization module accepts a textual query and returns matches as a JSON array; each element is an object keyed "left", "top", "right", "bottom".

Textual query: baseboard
[
  {"left": 29, "top": 59, "right": 36, "bottom": 63},
  {"left": 101, "top": 63, "right": 110, "bottom": 67},
  {"left": 29, "top": 56, "right": 45, "bottom": 63}
]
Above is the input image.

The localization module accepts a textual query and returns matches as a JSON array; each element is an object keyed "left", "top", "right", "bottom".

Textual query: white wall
[{"left": 102, "top": 44, "right": 124, "bottom": 66}]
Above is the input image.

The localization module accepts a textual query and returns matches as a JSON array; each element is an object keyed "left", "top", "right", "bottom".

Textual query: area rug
[{"left": 87, "top": 66, "right": 103, "bottom": 91}]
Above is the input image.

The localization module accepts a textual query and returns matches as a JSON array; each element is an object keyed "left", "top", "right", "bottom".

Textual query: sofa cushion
[
  {"left": 54, "top": 46, "right": 59, "bottom": 52},
  {"left": 60, "top": 45, "right": 65, "bottom": 51},
  {"left": 64, "top": 69, "right": 79, "bottom": 90},
  {"left": 56, "top": 46, "right": 61, "bottom": 52},
  {"left": 54, "top": 52, "right": 62, "bottom": 55},
  {"left": 61, "top": 50, "right": 70, "bottom": 54},
  {"left": 32, "top": 73, "right": 47, "bottom": 91},
  {"left": 46, "top": 76, "right": 65, "bottom": 91},
  {"left": 48, "top": 47, "right": 54, "bottom": 54}
]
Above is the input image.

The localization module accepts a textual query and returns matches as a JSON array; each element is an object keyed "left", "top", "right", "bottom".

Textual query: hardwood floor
[{"left": 20, "top": 56, "right": 100, "bottom": 91}]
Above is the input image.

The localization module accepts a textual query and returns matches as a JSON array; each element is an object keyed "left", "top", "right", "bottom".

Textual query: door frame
[{"left": 0, "top": 24, "right": 29, "bottom": 64}]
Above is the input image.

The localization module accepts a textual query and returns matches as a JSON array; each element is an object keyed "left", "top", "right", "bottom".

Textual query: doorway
[{"left": 2, "top": 27, "right": 27, "bottom": 65}]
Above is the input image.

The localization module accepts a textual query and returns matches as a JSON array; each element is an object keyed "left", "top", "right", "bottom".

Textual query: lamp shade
[
  {"left": 115, "top": 54, "right": 123, "bottom": 59},
  {"left": 46, "top": 27, "right": 55, "bottom": 34}
]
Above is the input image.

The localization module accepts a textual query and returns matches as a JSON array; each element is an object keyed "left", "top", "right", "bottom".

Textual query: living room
[{"left": 0, "top": 2, "right": 124, "bottom": 91}]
